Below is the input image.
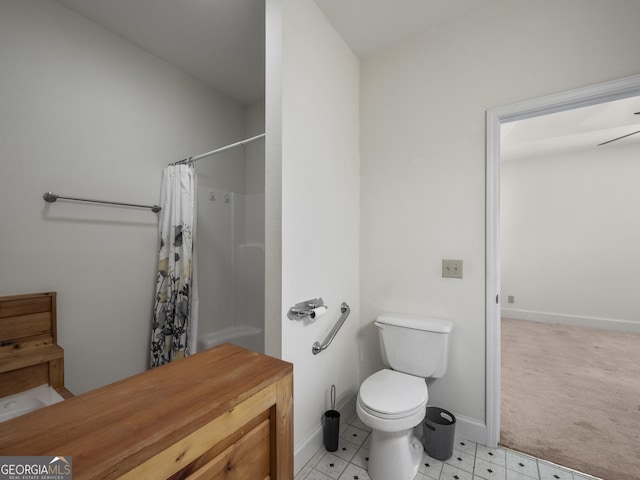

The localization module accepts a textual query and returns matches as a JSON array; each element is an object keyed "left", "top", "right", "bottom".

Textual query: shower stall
[{"left": 193, "top": 129, "right": 265, "bottom": 354}]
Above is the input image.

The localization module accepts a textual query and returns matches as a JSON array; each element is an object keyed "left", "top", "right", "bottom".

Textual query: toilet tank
[{"left": 375, "top": 313, "right": 453, "bottom": 378}]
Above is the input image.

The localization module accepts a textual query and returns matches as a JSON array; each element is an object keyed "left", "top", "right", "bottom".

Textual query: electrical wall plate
[{"left": 442, "top": 259, "right": 463, "bottom": 279}]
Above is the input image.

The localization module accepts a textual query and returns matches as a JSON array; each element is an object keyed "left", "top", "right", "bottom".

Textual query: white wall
[
  {"left": 360, "top": 0, "right": 640, "bottom": 441},
  {"left": 245, "top": 101, "right": 266, "bottom": 196},
  {"left": 0, "top": 0, "right": 246, "bottom": 394},
  {"left": 272, "top": 0, "right": 360, "bottom": 469},
  {"left": 265, "top": 0, "right": 283, "bottom": 360},
  {"left": 500, "top": 142, "right": 640, "bottom": 332}
]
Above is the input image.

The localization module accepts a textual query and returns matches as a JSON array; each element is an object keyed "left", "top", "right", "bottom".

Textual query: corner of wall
[
  {"left": 264, "top": 0, "right": 283, "bottom": 359},
  {"left": 294, "top": 392, "right": 357, "bottom": 474}
]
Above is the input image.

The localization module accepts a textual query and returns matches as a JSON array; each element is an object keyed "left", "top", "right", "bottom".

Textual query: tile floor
[{"left": 295, "top": 411, "right": 600, "bottom": 480}]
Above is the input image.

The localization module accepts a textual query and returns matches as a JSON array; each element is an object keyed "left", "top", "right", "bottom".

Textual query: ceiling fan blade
[{"left": 597, "top": 129, "right": 640, "bottom": 147}]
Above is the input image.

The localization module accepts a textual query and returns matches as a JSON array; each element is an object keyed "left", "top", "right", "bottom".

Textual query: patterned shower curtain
[{"left": 150, "top": 164, "right": 196, "bottom": 368}]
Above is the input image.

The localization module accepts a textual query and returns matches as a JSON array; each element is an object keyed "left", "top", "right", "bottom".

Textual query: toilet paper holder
[{"left": 287, "top": 297, "right": 326, "bottom": 320}]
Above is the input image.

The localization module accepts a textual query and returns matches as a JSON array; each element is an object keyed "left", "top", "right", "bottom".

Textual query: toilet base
[{"left": 368, "top": 428, "right": 424, "bottom": 480}]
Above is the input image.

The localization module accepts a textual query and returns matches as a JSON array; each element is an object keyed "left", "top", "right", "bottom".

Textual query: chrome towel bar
[
  {"left": 43, "top": 192, "right": 161, "bottom": 213},
  {"left": 312, "top": 302, "right": 351, "bottom": 355}
]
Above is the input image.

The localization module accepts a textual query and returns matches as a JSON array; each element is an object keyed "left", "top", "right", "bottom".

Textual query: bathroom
[{"left": 1, "top": 0, "right": 639, "bottom": 479}]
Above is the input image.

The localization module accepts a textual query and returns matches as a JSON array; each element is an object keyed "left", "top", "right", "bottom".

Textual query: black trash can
[{"left": 422, "top": 406, "right": 456, "bottom": 460}]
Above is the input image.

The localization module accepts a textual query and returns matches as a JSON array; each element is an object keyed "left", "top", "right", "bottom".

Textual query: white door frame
[{"left": 485, "top": 73, "right": 640, "bottom": 448}]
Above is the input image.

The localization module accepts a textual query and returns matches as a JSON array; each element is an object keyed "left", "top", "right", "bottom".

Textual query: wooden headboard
[{"left": 0, "top": 292, "right": 67, "bottom": 398}]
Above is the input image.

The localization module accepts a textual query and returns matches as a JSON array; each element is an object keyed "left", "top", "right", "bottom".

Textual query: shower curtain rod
[{"left": 170, "top": 133, "right": 265, "bottom": 166}]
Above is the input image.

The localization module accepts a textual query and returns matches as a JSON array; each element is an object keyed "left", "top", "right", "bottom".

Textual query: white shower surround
[{"left": 195, "top": 186, "right": 265, "bottom": 354}]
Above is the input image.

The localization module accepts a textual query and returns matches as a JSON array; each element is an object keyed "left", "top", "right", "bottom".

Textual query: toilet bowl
[
  {"left": 357, "top": 369, "right": 427, "bottom": 480},
  {"left": 357, "top": 313, "right": 453, "bottom": 480}
]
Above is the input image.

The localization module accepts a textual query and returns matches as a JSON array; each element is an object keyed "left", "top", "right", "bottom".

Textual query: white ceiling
[
  {"left": 55, "top": 0, "right": 265, "bottom": 105},
  {"left": 502, "top": 97, "right": 640, "bottom": 162},
  {"left": 53, "top": 0, "right": 640, "bottom": 153},
  {"left": 313, "top": 0, "right": 497, "bottom": 57},
  {"left": 54, "top": 0, "right": 497, "bottom": 104}
]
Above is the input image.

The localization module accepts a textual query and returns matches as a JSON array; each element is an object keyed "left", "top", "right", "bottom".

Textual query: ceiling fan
[{"left": 597, "top": 111, "right": 640, "bottom": 146}]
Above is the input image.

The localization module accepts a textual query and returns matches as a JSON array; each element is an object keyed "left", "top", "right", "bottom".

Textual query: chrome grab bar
[{"left": 312, "top": 302, "right": 350, "bottom": 355}]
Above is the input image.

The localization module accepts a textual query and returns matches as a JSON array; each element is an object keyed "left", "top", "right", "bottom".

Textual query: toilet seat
[{"left": 358, "top": 369, "right": 428, "bottom": 419}]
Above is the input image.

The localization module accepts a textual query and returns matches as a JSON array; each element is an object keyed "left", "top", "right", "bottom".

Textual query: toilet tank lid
[{"left": 375, "top": 313, "right": 453, "bottom": 333}]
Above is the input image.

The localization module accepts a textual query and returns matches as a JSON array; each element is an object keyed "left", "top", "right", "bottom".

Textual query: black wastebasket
[{"left": 422, "top": 407, "right": 456, "bottom": 460}]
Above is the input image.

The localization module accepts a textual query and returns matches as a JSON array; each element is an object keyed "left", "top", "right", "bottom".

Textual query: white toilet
[{"left": 357, "top": 313, "right": 453, "bottom": 480}]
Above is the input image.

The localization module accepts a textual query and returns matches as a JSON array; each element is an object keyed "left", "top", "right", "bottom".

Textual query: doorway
[
  {"left": 496, "top": 94, "right": 640, "bottom": 478},
  {"left": 485, "top": 74, "right": 640, "bottom": 448}
]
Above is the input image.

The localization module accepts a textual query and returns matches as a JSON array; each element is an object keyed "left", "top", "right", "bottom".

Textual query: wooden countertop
[{"left": 0, "top": 343, "right": 293, "bottom": 479}]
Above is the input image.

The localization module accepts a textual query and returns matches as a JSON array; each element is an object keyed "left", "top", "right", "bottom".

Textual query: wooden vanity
[{"left": 0, "top": 343, "right": 294, "bottom": 479}]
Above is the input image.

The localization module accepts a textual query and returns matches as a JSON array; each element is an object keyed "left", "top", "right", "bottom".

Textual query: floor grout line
[{"left": 295, "top": 412, "right": 602, "bottom": 480}]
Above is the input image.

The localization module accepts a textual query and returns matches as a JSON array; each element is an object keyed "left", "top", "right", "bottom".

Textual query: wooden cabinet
[
  {"left": 0, "top": 343, "right": 293, "bottom": 480},
  {"left": 0, "top": 292, "right": 67, "bottom": 398}
]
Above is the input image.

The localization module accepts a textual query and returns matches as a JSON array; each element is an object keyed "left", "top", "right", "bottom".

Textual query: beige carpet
[{"left": 501, "top": 318, "right": 640, "bottom": 480}]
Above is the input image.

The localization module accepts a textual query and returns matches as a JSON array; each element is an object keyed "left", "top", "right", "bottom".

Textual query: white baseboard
[
  {"left": 294, "top": 424, "right": 323, "bottom": 475},
  {"left": 453, "top": 413, "right": 487, "bottom": 445},
  {"left": 501, "top": 308, "right": 640, "bottom": 334}
]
